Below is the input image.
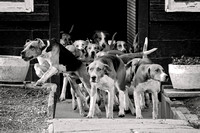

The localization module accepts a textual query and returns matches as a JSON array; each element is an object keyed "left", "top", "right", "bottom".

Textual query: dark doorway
[{"left": 60, "top": 0, "right": 127, "bottom": 41}]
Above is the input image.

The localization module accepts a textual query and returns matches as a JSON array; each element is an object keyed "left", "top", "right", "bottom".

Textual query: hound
[
  {"left": 60, "top": 25, "right": 74, "bottom": 47},
  {"left": 87, "top": 54, "right": 129, "bottom": 118},
  {"left": 21, "top": 38, "right": 91, "bottom": 109},
  {"left": 115, "top": 41, "right": 130, "bottom": 53},
  {"left": 92, "top": 31, "right": 117, "bottom": 51},
  {"left": 73, "top": 40, "right": 88, "bottom": 59},
  {"left": 131, "top": 61, "right": 168, "bottom": 119},
  {"left": 86, "top": 42, "right": 100, "bottom": 59}
]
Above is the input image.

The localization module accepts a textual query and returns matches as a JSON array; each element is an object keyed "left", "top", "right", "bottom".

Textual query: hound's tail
[
  {"left": 119, "top": 48, "right": 157, "bottom": 64},
  {"left": 109, "top": 32, "right": 117, "bottom": 50}
]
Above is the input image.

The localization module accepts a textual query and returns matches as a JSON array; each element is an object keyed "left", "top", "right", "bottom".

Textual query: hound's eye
[
  {"left": 97, "top": 67, "right": 102, "bottom": 71},
  {"left": 155, "top": 69, "right": 160, "bottom": 72},
  {"left": 89, "top": 67, "right": 94, "bottom": 71}
]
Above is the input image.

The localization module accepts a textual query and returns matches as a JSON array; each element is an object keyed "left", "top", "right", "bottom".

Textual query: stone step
[{"left": 52, "top": 119, "right": 199, "bottom": 133}]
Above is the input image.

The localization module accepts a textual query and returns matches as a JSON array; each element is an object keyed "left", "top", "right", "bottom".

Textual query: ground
[
  {"left": 0, "top": 87, "right": 50, "bottom": 133},
  {"left": 183, "top": 96, "right": 200, "bottom": 129},
  {"left": 184, "top": 97, "right": 200, "bottom": 120}
]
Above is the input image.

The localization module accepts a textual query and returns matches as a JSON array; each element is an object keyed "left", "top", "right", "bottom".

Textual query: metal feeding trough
[{"left": 0, "top": 55, "right": 29, "bottom": 83}]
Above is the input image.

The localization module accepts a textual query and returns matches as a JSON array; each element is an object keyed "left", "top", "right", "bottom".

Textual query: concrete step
[
  {"left": 51, "top": 100, "right": 199, "bottom": 133},
  {"left": 52, "top": 119, "right": 199, "bottom": 133}
]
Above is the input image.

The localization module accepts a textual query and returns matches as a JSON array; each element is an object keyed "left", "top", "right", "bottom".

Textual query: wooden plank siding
[
  {"left": 0, "top": 0, "right": 50, "bottom": 82},
  {"left": 127, "top": 0, "right": 137, "bottom": 45},
  {"left": 148, "top": 0, "right": 200, "bottom": 60}
]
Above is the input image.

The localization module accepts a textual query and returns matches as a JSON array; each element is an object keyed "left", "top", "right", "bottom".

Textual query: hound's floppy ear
[
  {"left": 103, "top": 64, "right": 112, "bottom": 74},
  {"left": 147, "top": 66, "right": 151, "bottom": 78},
  {"left": 86, "top": 65, "right": 89, "bottom": 72}
]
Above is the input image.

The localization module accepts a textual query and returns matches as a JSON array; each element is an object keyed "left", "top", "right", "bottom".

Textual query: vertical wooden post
[
  {"left": 49, "top": 0, "right": 61, "bottom": 102},
  {"left": 138, "top": 0, "right": 149, "bottom": 50}
]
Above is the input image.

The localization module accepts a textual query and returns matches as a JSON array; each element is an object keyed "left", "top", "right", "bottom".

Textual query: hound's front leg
[
  {"left": 35, "top": 66, "right": 58, "bottom": 86},
  {"left": 134, "top": 90, "right": 143, "bottom": 119},
  {"left": 107, "top": 88, "right": 114, "bottom": 119},
  {"left": 60, "top": 76, "right": 68, "bottom": 101},
  {"left": 152, "top": 92, "right": 158, "bottom": 119},
  {"left": 87, "top": 84, "right": 97, "bottom": 118},
  {"left": 118, "top": 90, "right": 125, "bottom": 117}
]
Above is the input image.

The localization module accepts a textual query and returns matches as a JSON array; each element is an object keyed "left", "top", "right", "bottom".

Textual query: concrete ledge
[{"left": 52, "top": 119, "right": 199, "bottom": 133}]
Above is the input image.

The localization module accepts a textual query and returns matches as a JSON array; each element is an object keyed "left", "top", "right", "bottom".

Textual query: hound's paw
[
  {"left": 118, "top": 113, "right": 125, "bottom": 117},
  {"left": 79, "top": 112, "right": 87, "bottom": 117},
  {"left": 107, "top": 113, "right": 113, "bottom": 119},
  {"left": 152, "top": 112, "right": 158, "bottom": 119},
  {"left": 71, "top": 98, "right": 77, "bottom": 110},
  {"left": 136, "top": 115, "right": 143, "bottom": 119},
  {"left": 59, "top": 93, "right": 66, "bottom": 101},
  {"left": 86, "top": 114, "right": 94, "bottom": 118}
]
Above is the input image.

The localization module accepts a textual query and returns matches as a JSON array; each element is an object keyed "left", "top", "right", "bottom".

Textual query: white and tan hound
[
  {"left": 131, "top": 61, "right": 168, "bottom": 119},
  {"left": 87, "top": 54, "right": 129, "bottom": 118}
]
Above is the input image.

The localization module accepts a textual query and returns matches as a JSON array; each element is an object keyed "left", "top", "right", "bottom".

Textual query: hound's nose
[
  {"left": 102, "top": 44, "right": 106, "bottom": 48},
  {"left": 91, "top": 51, "right": 95, "bottom": 58},
  {"left": 91, "top": 76, "right": 96, "bottom": 82}
]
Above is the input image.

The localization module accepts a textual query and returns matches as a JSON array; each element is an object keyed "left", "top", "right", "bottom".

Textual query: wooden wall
[
  {"left": 149, "top": 0, "right": 200, "bottom": 59},
  {"left": 0, "top": 0, "right": 50, "bottom": 81},
  {"left": 127, "top": 0, "right": 137, "bottom": 45},
  {"left": 145, "top": 0, "right": 200, "bottom": 75}
]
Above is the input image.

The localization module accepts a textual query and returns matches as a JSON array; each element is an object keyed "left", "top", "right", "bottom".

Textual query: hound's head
[
  {"left": 116, "top": 41, "right": 129, "bottom": 53},
  {"left": 92, "top": 31, "right": 109, "bottom": 49},
  {"left": 21, "top": 38, "right": 46, "bottom": 61},
  {"left": 73, "top": 40, "right": 88, "bottom": 50},
  {"left": 73, "top": 40, "right": 88, "bottom": 58},
  {"left": 86, "top": 43, "right": 100, "bottom": 59},
  {"left": 60, "top": 31, "right": 72, "bottom": 46},
  {"left": 147, "top": 64, "right": 168, "bottom": 82},
  {"left": 87, "top": 61, "right": 111, "bottom": 83}
]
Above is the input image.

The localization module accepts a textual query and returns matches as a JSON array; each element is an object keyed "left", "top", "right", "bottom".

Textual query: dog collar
[
  {"left": 41, "top": 40, "right": 50, "bottom": 51},
  {"left": 40, "top": 40, "right": 50, "bottom": 57}
]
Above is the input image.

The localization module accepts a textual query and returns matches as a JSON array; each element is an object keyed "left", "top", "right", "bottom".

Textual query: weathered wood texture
[
  {"left": 138, "top": 0, "right": 148, "bottom": 50},
  {"left": 0, "top": 0, "right": 49, "bottom": 21},
  {"left": 149, "top": 0, "right": 200, "bottom": 59},
  {"left": 127, "top": 0, "right": 136, "bottom": 45}
]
